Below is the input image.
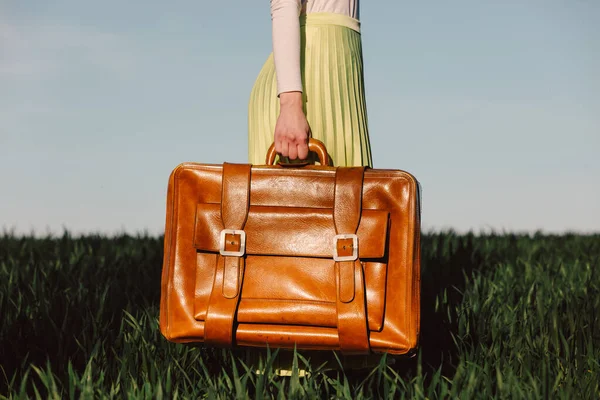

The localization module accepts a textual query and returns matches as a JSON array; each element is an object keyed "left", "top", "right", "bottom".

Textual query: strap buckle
[
  {"left": 219, "top": 229, "right": 246, "bottom": 257},
  {"left": 333, "top": 234, "right": 358, "bottom": 262}
]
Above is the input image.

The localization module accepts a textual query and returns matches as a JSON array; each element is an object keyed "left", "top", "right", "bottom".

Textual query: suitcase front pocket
[
  {"left": 194, "top": 256, "right": 387, "bottom": 332},
  {"left": 192, "top": 203, "right": 390, "bottom": 333}
]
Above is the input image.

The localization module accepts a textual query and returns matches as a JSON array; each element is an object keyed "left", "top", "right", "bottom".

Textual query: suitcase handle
[{"left": 265, "top": 139, "right": 330, "bottom": 166}]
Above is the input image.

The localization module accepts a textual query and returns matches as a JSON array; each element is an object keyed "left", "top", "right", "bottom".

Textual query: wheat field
[{"left": 1, "top": 231, "right": 598, "bottom": 399}]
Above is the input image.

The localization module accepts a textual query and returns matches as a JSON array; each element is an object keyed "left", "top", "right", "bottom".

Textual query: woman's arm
[
  {"left": 270, "top": 0, "right": 310, "bottom": 160},
  {"left": 271, "top": 0, "right": 303, "bottom": 95}
]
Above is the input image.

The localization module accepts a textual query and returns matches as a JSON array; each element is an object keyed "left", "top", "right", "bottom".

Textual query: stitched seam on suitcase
[{"left": 240, "top": 298, "right": 334, "bottom": 304}]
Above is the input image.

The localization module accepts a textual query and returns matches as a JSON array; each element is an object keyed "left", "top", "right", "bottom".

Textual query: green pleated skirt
[{"left": 248, "top": 12, "right": 373, "bottom": 167}]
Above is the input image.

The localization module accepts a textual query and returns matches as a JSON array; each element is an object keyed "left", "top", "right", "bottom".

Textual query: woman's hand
[{"left": 274, "top": 91, "right": 310, "bottom": 160}]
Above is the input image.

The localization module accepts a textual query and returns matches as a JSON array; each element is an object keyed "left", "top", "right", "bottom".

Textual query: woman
[
  {"left": 245, "top": 0, "right": 381, "bottom": 373},
  {"left": 248, "top": 0, "right": 373, "bottom": 167}
]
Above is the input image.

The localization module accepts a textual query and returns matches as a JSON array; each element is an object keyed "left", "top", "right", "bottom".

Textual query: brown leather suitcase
[{"left": 159, "top": 140, "right": 421, "bottom": 355}]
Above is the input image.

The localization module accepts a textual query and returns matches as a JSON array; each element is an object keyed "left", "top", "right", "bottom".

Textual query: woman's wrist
[{"left": 279, "top": 91, "right": 303, "bottom": 111}]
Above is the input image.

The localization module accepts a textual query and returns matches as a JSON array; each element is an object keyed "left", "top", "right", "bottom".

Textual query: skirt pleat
[{"left": 248, "top": 12, "right": 373, "bottom": 167}]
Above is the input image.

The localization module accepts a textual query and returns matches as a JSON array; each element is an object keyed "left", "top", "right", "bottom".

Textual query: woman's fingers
[
  {"left": 274, "top": 127, "right": 289, "bottom": 154},
  {"left": 280, "top": 140, "right": 289, "bottom": 157},
  {"left": 296, "top": 141, "right": 309, "bottom": 160},
  {"left": 288, "top": 142, "right": 298, "bottom": 160}
]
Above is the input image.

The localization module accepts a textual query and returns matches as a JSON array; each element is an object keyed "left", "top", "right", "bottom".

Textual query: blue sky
[{"left": 1, "top": 0, "right": 599, "bottom": 235}]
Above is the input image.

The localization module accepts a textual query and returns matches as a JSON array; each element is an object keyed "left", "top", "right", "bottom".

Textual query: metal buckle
[
  {"left": 333, "top": 234, "right": 358, "bottom": 262},
  {"left": 219, "top": 229, "right": 246, "bottom": 257}
]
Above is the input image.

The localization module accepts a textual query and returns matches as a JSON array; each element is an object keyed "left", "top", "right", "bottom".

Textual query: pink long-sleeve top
[{"left": 270, "top": 0, "right": 359, "bottom": 95}]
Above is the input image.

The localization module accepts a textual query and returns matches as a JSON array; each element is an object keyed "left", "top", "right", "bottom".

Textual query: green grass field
[{"left": 1, "top": 231, "right": 599, "bottom": 399}]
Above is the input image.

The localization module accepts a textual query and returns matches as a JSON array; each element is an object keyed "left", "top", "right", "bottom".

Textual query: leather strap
[
  {"left": 333, "top": 167, "right": 370, "bottom": 354},
  {"left": 204, "top": 163, "right": 251, "bottom": 347}
]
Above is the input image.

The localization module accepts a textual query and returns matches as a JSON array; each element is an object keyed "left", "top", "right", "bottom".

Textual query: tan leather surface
[
  {"left": 203, "top": 163, "right": 251, "bottom": 347},
  {"left": 194, "top": 204, "right": 389, "bottom": 258},
  {"left": 160, "top": 153, "right": 421, "bottom": 355},
  {"left": 336, "top": 260, "right": 370, "bottom": 354},
  {"left": 363, "top": 262, "right": 387, "bottom": 332},
  {"left": 194, "top": 257, "right": 386, "bottom": 332},
  {"left": 332, "top": 167, "right": 369, "bottom": 354},
  {"left": 237, "top": 299, "right": 338, "bottom": 327},
  {"left": 236, "top": 324, "right": 340, "bottom": 350}
]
